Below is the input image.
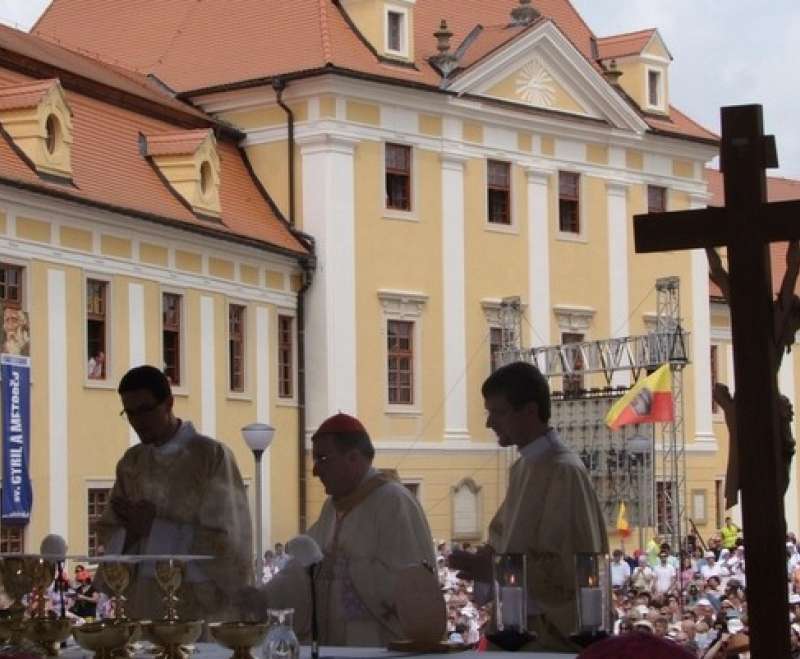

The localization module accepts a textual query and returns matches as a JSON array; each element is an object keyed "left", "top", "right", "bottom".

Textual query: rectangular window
[
  {"left": 490, "top": 327, "right": 504, "bottom": 373},
  {"left": 0, "top": 264, "right": 23, "bottom": 308},
  {"left": 86, "top": 279, "right": 107, "bottom": 380},
  {"left": 387, "top": 319, "right": 413, "bottom": 404},
  {"left": 278, "top": 315, "right": 294, "bottom": 399},
  {"left": 385, "top": 143, "right": 411, "bottom": 211},
  {"left": 229, "top": 304, "right": 246, "bottom": 392},
  {"left": 87, "top": 488, "right": 111, "bottom": 557},
  {"left": 387, "top": 11, "right": 403, "bottom": 52},
  {"left": 162, "top": 293, "right": 182, "bottom": 386},
  {"left": 562, "top": 332, "right": 584, "bottom": 395},
  {"left": 648, "top": 70, "right": 661, "bottom": 107},
  {"left": 648, "top": 185, "right": 667, "bottom": 213},
  {"left": 402, "top": 481, "right": 420, "bottom": 500},
  {"left": 710, "top": 344, "right": 719, "bottom": 413},
  {"left": 0, "top": 525, "right": 24, "bottom": 553},
  {"left": 487, "top": 160, "right": 511, "bottom": 225},
  {"left": 558, "top": 172, "right": 580, "bottom": 233}
]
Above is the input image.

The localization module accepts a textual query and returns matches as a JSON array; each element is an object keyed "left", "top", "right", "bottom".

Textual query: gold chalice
[
  {"left": 0, "top": 556, "right": 34, "bottom": 618},
  {"left": 209, "top": 622, "right": 269, "bottom": 659},
  {"left": 155, "top": 560, "right": 183, "bottom": 621},
  {"left": 73, "top": 620, "right": 140, "bottom": 659},
  {"left": 97, "top": 562, "right": 131, "bottom": 620}
]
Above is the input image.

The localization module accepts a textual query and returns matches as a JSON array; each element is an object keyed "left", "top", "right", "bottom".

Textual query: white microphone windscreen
[
  {"left": 40, "top": 534, "right": 67, "bottom": 559},
  {"left": 286, "top": 534, "right": 324, "bottom": 567}
]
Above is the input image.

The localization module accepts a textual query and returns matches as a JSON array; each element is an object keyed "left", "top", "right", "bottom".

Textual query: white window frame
[
  {"left": 382, "top": 141, "right": 418, "bottom": 222},
  {"left": 451, "top": 477, "right": 483, "bottom": 541},
  {"left": 85, "top": 479, "right": 114, "bottom": 559},
  {"left": 484, "top": 159, "right": 518, "bottom": 234},
  {"left": 645, "top": 65, "right": 666, "bottom": 113},
  {"left": 400, "top": 477, "right": 424, "bottom": 503},
  {"left": 555, "top": 170, "right": 587, "bottom": 243},
  {"left": 384, "top": 4, "right": 410, "bottom": 58},
  {"left": 691, "top": 488, "right": 708, "bottom": 525},
  {"left": 226, "top": 299, "right": 251, "bottom": 399},
  {"left": 83, "top": 272, "right": 114, "bottom": 389},
  {"left": 378, "top": 289, "right": 427, "bottom": 416},
  {"left": 160, "top": 287, "right": 188, "bottom": 396},
  {"left": 276, "top": 308, "right": 299, "bottom": 407}
]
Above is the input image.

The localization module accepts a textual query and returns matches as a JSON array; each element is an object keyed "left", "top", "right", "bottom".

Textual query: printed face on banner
[{"left": 0, "top": 307, "right": 30, "bottom": 357}]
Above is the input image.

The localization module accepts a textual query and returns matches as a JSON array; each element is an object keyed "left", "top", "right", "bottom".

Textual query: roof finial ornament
[
  {"left": 429, "top": 19, "right": 459, "bottom": 79},
  {"left": 510, "top": 0, "right": 541, "bottom": 26}
]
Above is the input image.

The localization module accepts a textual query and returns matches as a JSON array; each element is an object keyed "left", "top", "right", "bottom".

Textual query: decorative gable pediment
[
  {"left": 0, "top": 78, "right": 74, "bottom": 180},
  {"left": 446, "top": 21, "right": 648, "bottom": 134},
  {"left": 143, "top": 128, "right": 221, "bottom": 218}
]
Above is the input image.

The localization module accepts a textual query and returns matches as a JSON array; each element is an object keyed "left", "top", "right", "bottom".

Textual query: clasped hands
[{"left": 447, "top": 545, "right": 494, "bottom": 583}]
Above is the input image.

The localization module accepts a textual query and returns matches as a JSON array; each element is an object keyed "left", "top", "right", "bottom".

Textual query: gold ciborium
[
  {"left": 24, "top": 618, "right": 73, "bottom": 656},
  {"left": 209, "top": 622, "right": 269, "bottom": 659},
  {"left": 0, "top": 556, "right": 36, "bottom": 646},
  {"left": 73, "top": 620, "right": 140, "bottom": 659}
]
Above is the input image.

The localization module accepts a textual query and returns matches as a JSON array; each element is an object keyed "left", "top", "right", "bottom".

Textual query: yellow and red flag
[
  {"left": 605, "top": 364, "right": 673, "bottom": 430},
  {"left": 616, "top": 501, "right": 631, "bottom": 538}
]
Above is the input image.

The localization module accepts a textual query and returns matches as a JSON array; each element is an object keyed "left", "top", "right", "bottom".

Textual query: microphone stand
[
  {"left": 57, "top": 561, "right": 66, "bottom": 619},
  {"left": 309, "top": 564, "right": 319, "bottom": 659}
]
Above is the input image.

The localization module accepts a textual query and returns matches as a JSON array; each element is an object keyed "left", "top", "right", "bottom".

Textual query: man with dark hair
[
  {"left": 97, "top": 365, "right": 252, "bottom": 621},
  {"left": 451, "top": 361, "right": 607, "bottom": 651},
  {"left": 247, "top": 412, "right": 443, "bottom": 646}
]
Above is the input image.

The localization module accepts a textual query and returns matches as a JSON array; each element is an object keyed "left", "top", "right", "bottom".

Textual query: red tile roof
[
  {"left": 596, "top": 29, "right": 657, "bottom": 60},
  {"left": 0, "top": 78, "right": 60, "bottom": 110},
  {"left": 0, "top": 32, "right": 307, "bottom": 257},
  {"left": 143, "top": 129, "right": 211, "bottom": 156},
  {"left": 34, "top": 0, "right": 714, "bottom": 143},
  {"left": 706, "top": 168, "right": 800, "bottom": 297}
]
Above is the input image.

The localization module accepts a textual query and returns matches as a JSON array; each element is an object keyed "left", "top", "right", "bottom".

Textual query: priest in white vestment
[
  {"left": 451, "top": 361, "right": 608, "bottom": 652},
  {"left": 97, "top": 365, "right": 253, "bottom": 621},
  {"left": 246, "top": 413, "right": 443, "bottom": 646}
]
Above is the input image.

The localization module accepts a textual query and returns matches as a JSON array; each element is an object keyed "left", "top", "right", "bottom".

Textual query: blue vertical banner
[{"left": 1, "top": 306, "right": 32, "bottom": 525}]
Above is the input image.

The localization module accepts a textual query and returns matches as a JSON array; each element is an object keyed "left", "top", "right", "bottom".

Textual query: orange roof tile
[
  {"left": 706, "top": 168, "right": 800, "bottom": 297},
  {"left": 0, "top": 78, "right": 60, "bottom": 110},
  {"left": 596, "top": 29, "right": 656, "bottom": 60},
  {"left": 143, "top": 129, "right": 211, "bottom": 156},
  {"left": 34, "top": 0, "right": 712, "bottom": 144},
  {"left": 0, "top": 55, "right": 306, "bottom": 256},
  {"left": 645, "top": 105, "right": 718, "bottom": 144}
]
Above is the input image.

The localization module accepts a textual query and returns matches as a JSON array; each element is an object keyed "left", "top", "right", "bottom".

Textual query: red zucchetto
[
  {"left": 578, "top": 633, "right": 695, "bottom": 659},
  {"left": 312, "top": 413, "right": 368, "bottom": 440}
]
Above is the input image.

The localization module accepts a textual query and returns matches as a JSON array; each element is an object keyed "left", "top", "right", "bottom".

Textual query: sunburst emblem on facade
[{"left": 514, "top": 58, "right": 555, "bottom": 107}]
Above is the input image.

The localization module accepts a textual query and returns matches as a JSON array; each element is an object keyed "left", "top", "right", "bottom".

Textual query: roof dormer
[
  {"left": 143, "top": 128, "right": 221, "bottom": 218},
  {"left": 597, "top": 28, "right": 672, "bottom": 115},
  {"left": 0, "top": 78, "right": 73, "bottom": 180},
  {"left": 341, "top": 0, "right": 416, "bottom": 61}
]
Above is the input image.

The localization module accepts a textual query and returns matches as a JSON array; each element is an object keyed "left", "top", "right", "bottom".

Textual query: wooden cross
[{"left": 635, "top": 105, "right": 800, "bottom": 659}]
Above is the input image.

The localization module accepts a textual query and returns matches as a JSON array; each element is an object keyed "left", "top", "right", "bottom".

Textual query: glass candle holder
[
  {"left": 574, "top": 552, "right": 611, "bottom": 635},
  {"left": 492, "top": 553, "right": 527, "bottom": 633}
]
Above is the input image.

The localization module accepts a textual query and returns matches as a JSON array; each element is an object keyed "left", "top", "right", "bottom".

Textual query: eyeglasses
[{"left": 119, "top": 400, "right": 163, "bottom": 418}]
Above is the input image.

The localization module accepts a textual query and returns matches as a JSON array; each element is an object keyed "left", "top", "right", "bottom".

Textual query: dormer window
[
  {"left": 384, "top": 3, "right": 411, "bottom": 57},
  {"left": 143, "top": 129, "right": 222, "bottom": 218},
  {"left": 387, "top": 11, "right": 403, "bottom": 52},
  {"left": 647, "top": 68, "right": 665, "bottom": 111},
  {"left": 0, "top": 79, "right": 74, "bottom": 181}
]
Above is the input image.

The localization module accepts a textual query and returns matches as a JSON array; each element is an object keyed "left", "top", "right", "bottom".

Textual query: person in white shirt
[
  {"left": 700, "top": 552, "right": 722, "bottom": 581},
  {"left": 653, "top": 551, "right": 677, "bottom": 597},
  {"left": 610, "top": 549, "right": 631, "bottom": 590},
  {"left": 631, "top": 554, "right": 655, "bottom": 594}
]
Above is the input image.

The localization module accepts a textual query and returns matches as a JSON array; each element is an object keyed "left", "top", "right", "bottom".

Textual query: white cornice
[{"left": 444, "top": 21, "right": 650, "bottom": 134}]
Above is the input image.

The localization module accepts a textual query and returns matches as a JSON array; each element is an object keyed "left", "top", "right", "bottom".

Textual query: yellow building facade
[{"left": 27, "top": 0, "right": 800, "bottom": 550}]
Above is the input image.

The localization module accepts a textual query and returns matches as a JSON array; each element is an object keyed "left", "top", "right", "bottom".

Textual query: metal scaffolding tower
[{"left": 498, "top": 277, "right": 689, "bottom": 550}]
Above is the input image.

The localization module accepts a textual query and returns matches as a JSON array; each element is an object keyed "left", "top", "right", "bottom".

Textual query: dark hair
[
  {"left": 316, "top": 430, "right": 375, "bottom": 461},
  {"left": 481, "top": 361, "right": 551, "bottom": 422},
  {"left": 118, "top": 365, "right": 172, "bottom": 402}
]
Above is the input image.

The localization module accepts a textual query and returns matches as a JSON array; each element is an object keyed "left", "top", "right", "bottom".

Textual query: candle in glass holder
[
  {"left": 579, "top": 576, "right": 603, "bottom": 630},
  {"left": 500, "top": 584, "right": 524, "bottom": 629}
]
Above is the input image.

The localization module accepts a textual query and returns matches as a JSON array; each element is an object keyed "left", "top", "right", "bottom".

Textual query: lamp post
[{"left": 242, "top": 422, "right": 275, "bottom": 584}]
